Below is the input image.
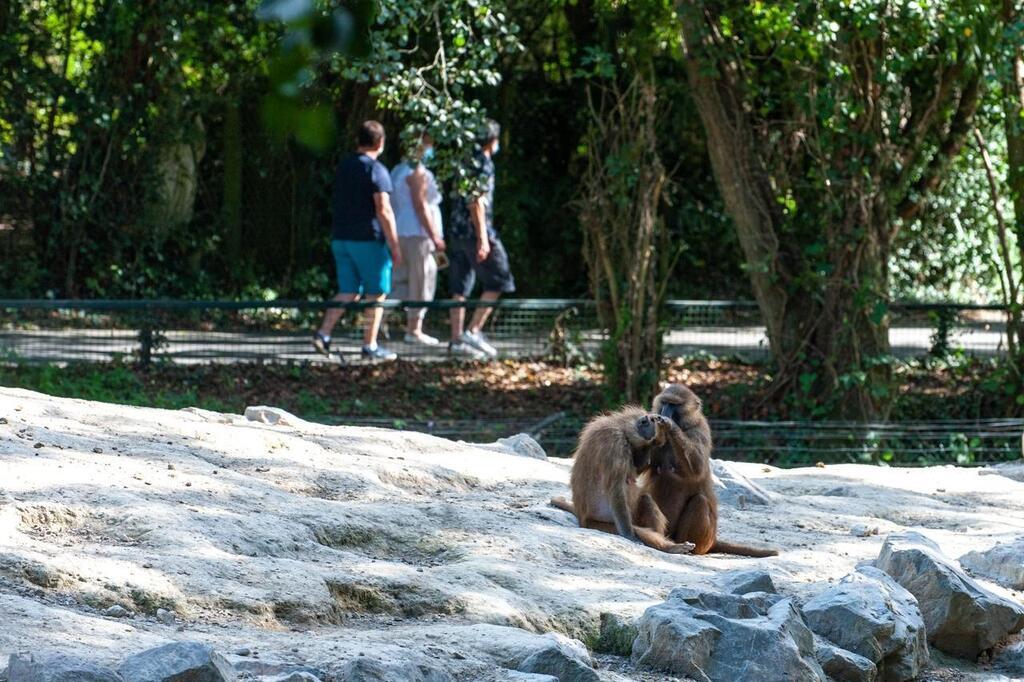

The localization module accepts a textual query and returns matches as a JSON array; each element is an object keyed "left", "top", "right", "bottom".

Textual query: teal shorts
[{"left": 331, "top": 239, "right": 392, "bottom": 296}]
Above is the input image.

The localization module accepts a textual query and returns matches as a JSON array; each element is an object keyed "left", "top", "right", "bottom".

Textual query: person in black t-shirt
[
  {"left": 447, "top": 119, "right": 515, "bottom": 359},
  {"left": 312, "top": 120, "right": 403, "bottom": 361}
]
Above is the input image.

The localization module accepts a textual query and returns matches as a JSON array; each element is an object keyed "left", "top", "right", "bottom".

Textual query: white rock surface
[{"left": 2, "top": 388, "right": 1024, "bottom": 680}]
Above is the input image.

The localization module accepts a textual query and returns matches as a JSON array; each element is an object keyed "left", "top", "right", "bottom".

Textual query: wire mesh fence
[
  {"left": 0, "top": 298, "right": 1013, "bottom": 364},
  {"left": 0, "top": 298, "right": 1019, "bottom": 467},
  {"left": 321, "top": 414, "right": 1024, "bottom": 466}
]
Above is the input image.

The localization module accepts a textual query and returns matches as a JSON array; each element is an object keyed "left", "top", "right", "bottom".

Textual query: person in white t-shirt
[{"left": 389, "top": 132, "right": 446, "bottom": 345}]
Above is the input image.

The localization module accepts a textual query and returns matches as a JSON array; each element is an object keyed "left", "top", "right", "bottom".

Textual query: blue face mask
[{"left": 421, "top": 146, "right": 435, "bottom": 163}]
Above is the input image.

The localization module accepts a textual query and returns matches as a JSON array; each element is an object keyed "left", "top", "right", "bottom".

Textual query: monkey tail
[
  {"left": 710, "top": 539, "right": 779, "bottom": 558},
  {"left": 550, "top": 496, "right": 577, "bottom": 517}
]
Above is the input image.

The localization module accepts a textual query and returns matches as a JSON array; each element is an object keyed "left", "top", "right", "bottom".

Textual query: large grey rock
[
  {"left": 336, "top": 658, "right": 451, "bottom": 682},
  {"left": 980, "top": 460, "right": 1024, "bottom": 483},
  {"left": 118, "top": 642, "right": 234, "bottom": 682},
  {"left": 812, "top": 636, "right": 877, "bottom": 682},
  {"left": 632, "top": 588, "right": 825, "bottom": 681},
  {"left": 960, "top": 538, "right": 1024, "bottom": 590},
  {"left": 875, "top": 531, "right": 1024, "bottom": 658},
  {"left": 8, "top": 653, "right": 122, "bottom": 682},
  {"left": 473, "top": 434, "right": 548, "bottom": 460},
  {"left": 712, "top": 568, "right": 777, "bottom": 595},
  {"left": 993, "top": 638, "right": 1024, "bottom": 677},
  {"left": 802, "top": 566, "right": 927, "bottom": 681},
  {"left": 445, "top": 624, "right": 594, "bottom": 678},
  {"left": 517, "top": 644, "right": 599, "bottom": 682},
  {"left": 711, "top": 460, "right": 772, "bottom": 507}
]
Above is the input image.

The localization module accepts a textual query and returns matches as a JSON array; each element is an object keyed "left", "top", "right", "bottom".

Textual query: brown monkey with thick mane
[
  {"left": 643, "top": 384, "right": 778, "bottom": 557},
  {"left": 551, "top": 408, "right": 696, "bottom": 554}
]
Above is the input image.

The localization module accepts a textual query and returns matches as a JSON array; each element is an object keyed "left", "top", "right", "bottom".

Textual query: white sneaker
[
  {"left": 448, "top": 341, "right": 486, "bottom": 360},
  {"left": 404, "top": 332, "right": 440, "bottom": 346},
  {"left": 460, "top": 330, "right": 498, "bottom": 358}
]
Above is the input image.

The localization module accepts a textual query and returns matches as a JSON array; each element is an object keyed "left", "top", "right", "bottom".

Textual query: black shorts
[{"left": 448, "top": 236, "right": 516, "bottom": 297}]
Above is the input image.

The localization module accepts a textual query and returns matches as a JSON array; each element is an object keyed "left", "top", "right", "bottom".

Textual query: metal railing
[{"left": 0, "top": 298, "right": 1012, "bottom": 364}]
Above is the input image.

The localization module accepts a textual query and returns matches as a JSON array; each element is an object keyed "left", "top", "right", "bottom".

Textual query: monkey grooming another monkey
[
  {"left": 643, "top": 384, "right": 778, "bottom": 558},
  {"left": 551, "top": 408, "right": 695, "bottom": 555}
]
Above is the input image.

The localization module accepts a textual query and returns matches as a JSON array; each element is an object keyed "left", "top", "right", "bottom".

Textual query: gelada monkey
[
  {"left": 644, "top": 384, "right": 778, "bottom": 557},
  {"left": 551, "top": 408, "right": 695, "bottom": 554}
]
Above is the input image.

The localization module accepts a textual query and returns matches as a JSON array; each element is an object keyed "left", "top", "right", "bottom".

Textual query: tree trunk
[
  {"left": 678, "top": 6, "right": 894, "bottom": 419},
  {"left": 222, "top": 93, "right": 244, "bottom": 271},
  {"left": 1001, "top": 0, "right": 1024, "bottom": 366}
]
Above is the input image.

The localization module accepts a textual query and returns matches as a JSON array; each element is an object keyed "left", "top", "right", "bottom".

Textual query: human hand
[
  {"left": 433, "top": 237, "right": 446, "bottom": 253},
  {"left": 476, "top": 239, "right": 490, "bottom": 263},
  {"left": 390, "top": 245, "right": 403, "bottom": 268}
]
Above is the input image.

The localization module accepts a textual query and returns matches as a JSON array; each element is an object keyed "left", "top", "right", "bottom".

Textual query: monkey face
[{"left": 659, "top": 401, "right": 680, "bottom": 424}]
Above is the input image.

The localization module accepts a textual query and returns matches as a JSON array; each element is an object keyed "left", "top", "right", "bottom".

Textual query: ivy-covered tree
[{"left": 678, "top": 1, "right": 1004, "bottom": 418}]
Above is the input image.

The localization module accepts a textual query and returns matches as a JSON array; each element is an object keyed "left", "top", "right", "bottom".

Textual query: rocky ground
[{"left": 1, "top": 387, "right": 1023, "bottom": 681}]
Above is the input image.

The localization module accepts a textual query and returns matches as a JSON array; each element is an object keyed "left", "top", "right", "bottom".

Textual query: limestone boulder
[
  {"left": 711, "top": 460, "right": 773, "bottom": 507},
  {"left": 812, "top": 636, "right": 877, "bottom": 682},
  {"left": 118, "top": 642, "right": 234, "bottom": 682},
  {"left": 802, "top": 566, "right": 928, "bottom": 681},
  {"left": 959, "top": 538, "right": 1024, "bottom": 590},
  {"left": 875, "top": 531, "right": 1024, "bottom": 658},
  {"left": 7, "top": 652, "right": 122, "bottom": 682},
  {"left": 632, "top": 588, "right": 825, "bottom": 681},
  {"left": 711, "top": 568, "right": 778, "bottom": 595},
  {"left": 336, "top": 658, "right": 451, "bottom": 682}
]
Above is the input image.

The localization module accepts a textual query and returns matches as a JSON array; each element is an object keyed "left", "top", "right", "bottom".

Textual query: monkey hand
[
  {"left": 666, "top": 541, "right": 696, "bottom": 555},
  {"left": 634, "top": 414, "right": 662, "bottom": 442}
]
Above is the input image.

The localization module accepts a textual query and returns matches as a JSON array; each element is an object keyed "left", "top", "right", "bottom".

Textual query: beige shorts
[{"left": 390, "top": 236, "right": 438, "bottom": 320}]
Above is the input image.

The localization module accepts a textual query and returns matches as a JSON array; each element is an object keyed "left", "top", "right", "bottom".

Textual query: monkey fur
[
  {"left": 551, "top": 407, "right": 695, "bottom": 555},
  {"left": 642, "top": 384, "right": 778, "bottom": 558}
]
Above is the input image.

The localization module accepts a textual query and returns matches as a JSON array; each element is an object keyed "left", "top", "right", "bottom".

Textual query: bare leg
[
  {"left": 467, "top": 290, "right": 500, "bottom": 334},
  {"left": 319, "top": 292, "right": 358, "bottom": 336},
  {"left": 407, "top": 309, "right": 424, "bottom": 336},
  {"left": 450, "top": 294, "right": 466, "bottom": 341},
  {"left": 363, "top": 294, "right": 387, "bottom": 347}
]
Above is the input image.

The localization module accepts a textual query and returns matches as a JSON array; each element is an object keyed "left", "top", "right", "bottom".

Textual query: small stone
[
  {"left": 103, "top": 605, "right": 130, "bottom": 618},
  {"left": 92, "top": 447, "right": 103, "bottom": 454},
  {"left": 167, "top": 464, "right": 175, "bottom": 470},
  {"left": 233, "top": 649, "right": 251, "bottom": 657},
  {"left": 33, "top": 442, "right": 44, "bottom": 449},
  {"left": 156, "top": 608, "right": 175, "bottom": 625},
  {"left": 185, "top": 482, "right": 192, "bottom": 487},
  {"left": 850, "top": 524, "right": 879, "bottom": 537}
]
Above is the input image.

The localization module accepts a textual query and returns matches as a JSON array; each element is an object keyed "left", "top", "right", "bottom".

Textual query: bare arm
[
  {"left": 374, "top": 192, "right": 401, "bottom": 267},
  {"left": 405, "top": 168, "right": 444, "bottom": 251},
  {"left": 470, "top": 196, "right": 489, "bottom": 262}
]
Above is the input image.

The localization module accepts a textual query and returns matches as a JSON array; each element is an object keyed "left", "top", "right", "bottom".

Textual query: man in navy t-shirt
[
  {"left": 446, "top": 119, "right": 515, "bottom": 359},
  {"left": 313, "top": 120, "right": 403, "bottom": 361}
]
